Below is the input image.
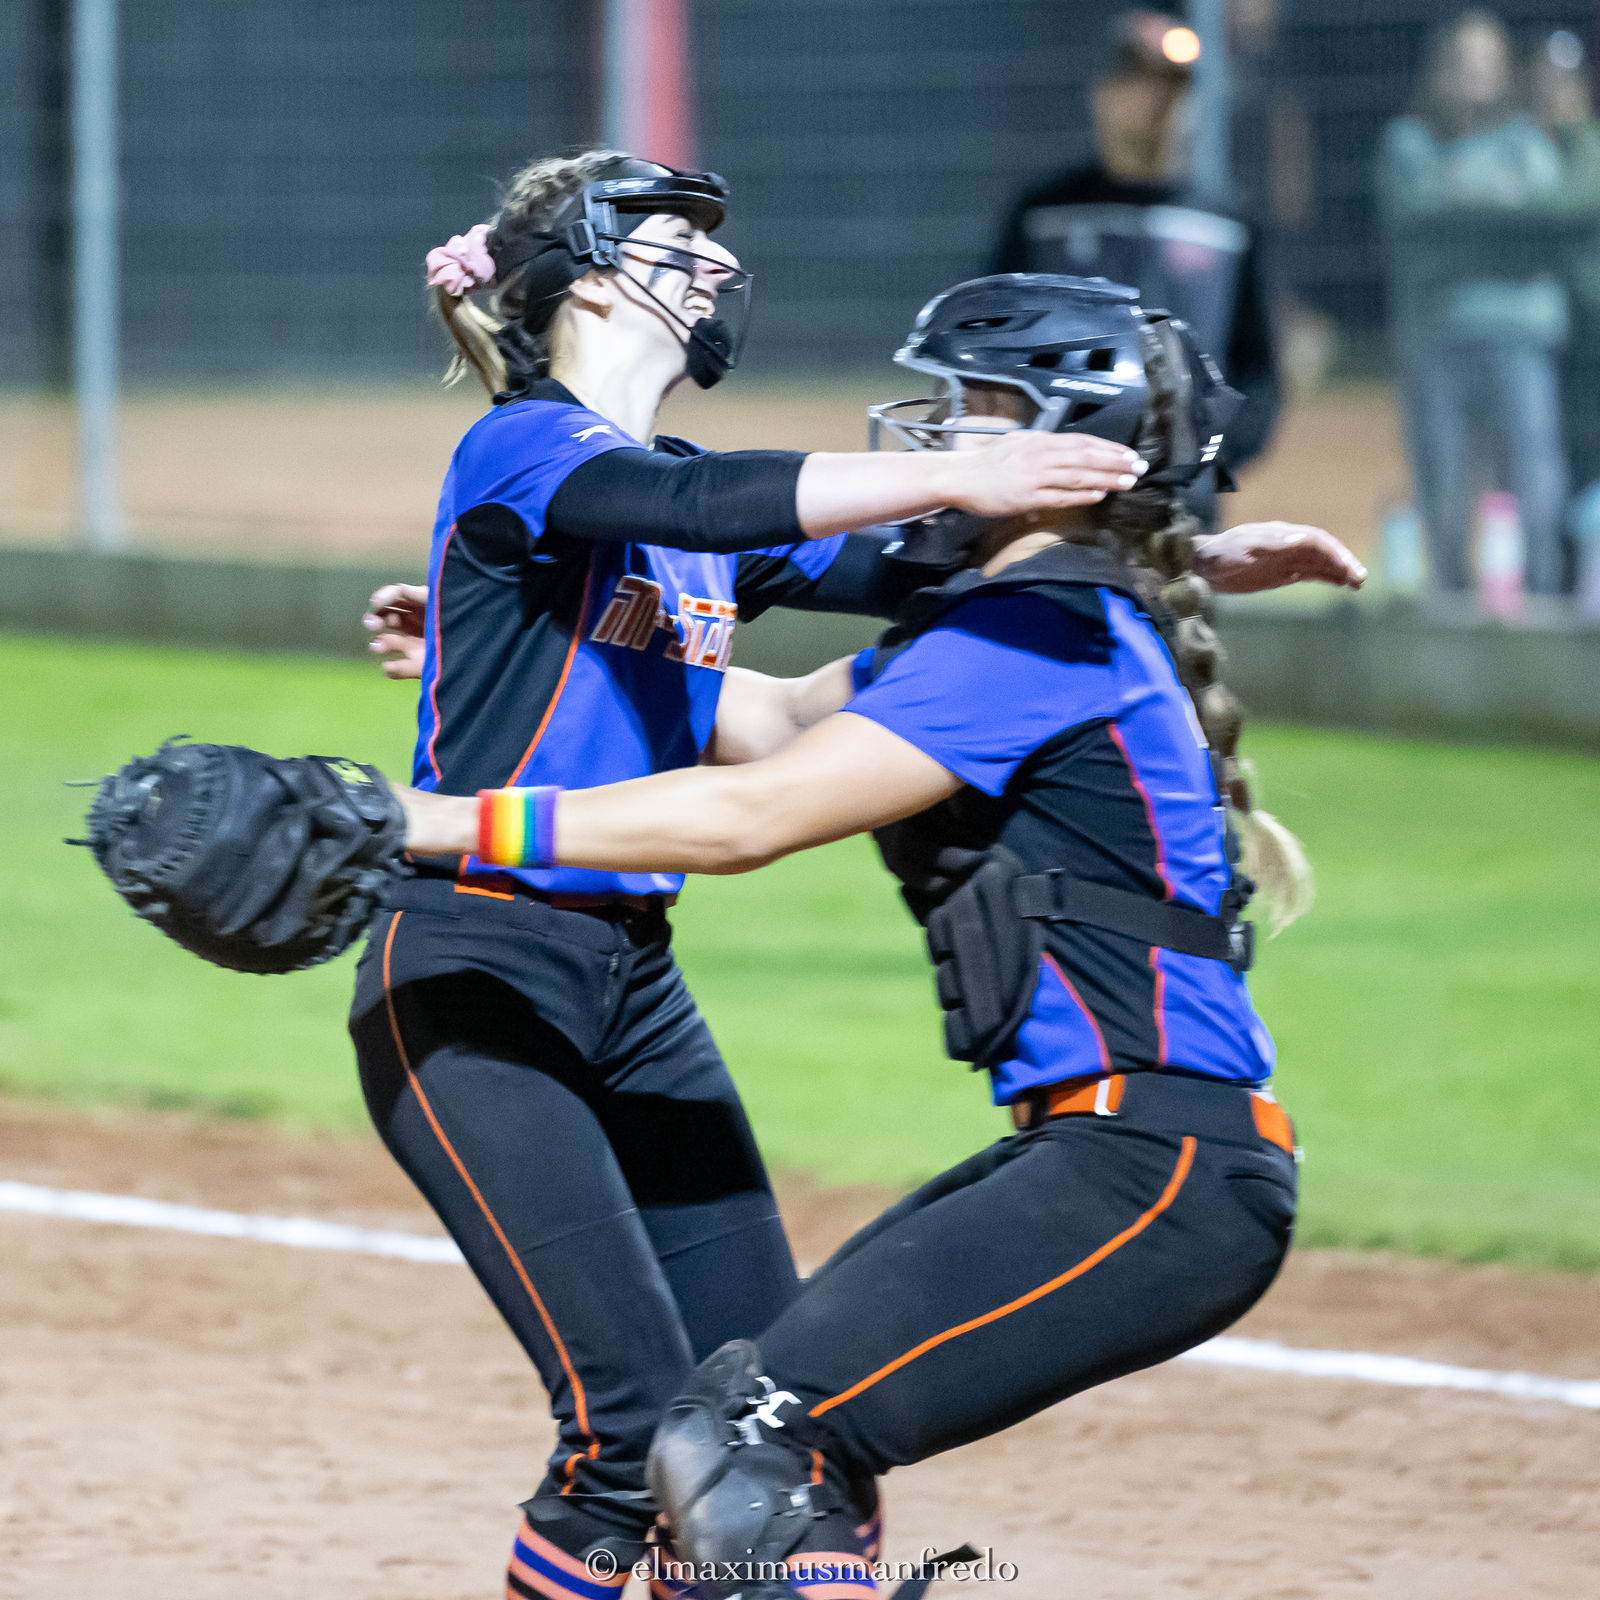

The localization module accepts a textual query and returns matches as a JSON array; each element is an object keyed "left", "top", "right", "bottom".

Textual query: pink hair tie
[{"left": 425, "top": 222, "right": 496, "bottom": 296}]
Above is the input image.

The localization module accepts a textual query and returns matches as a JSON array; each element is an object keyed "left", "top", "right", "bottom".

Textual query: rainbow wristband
[{"left": 476, "top": 786, "right": 561, "bottom": 869}]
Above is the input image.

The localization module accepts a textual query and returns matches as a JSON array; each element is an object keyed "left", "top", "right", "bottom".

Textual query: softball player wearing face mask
[{"left": 352, "top": 155, "right": 1141, "bottom": 1599}]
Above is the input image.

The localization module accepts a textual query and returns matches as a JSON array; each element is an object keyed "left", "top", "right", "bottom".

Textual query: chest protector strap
[
  {"left": 925, "top": 849, "right": 1252, "bottom": 1073},
  {"left": 1012, "top": 870, "right": 1252, "bottom": 965}
]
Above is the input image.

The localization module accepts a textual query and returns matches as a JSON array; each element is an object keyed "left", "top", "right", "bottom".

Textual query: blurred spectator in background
[
  {"left": 1531, "top": 27, "right": 1600, "bottom": 600},
  {"left": 991, "top": 9, "right": 1281, "bottom": 488},
  {"left": 1379, "top": 10, "right": 1569, "bottom": 596}
]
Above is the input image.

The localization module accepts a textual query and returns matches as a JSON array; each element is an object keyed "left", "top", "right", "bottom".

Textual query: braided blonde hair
[
  {"left": 1097, "top": 330, "right": 1313, "bottom": 934},
  {"left": 434, "top": 149, "right": 627, "bottom": 398}
]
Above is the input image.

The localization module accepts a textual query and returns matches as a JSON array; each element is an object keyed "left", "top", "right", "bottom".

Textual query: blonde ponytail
[
  {"left": 1235, "top": 801, "right": 1316, "bottom": 936},
  {"left": 436, "top": 287, "right": 507, "bottom": 396},
  {"left": 429, "top": 148, "right": 627, "bottom": 401}
]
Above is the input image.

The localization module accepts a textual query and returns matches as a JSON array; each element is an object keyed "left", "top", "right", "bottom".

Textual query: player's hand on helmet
[
  {"left": 363, "top": 582, "right": 429, "bottom": 679},
  {"left": 939, "top": 430, "right": 1146, "bottom": 518},
  {"left": 1195, "top": 523, "right": 1367, "bottom": 595}
]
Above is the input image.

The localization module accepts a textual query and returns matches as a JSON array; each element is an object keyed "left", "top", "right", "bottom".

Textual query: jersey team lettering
[{"left": 589, "top": 576, "right": 738, "bottom": 671}]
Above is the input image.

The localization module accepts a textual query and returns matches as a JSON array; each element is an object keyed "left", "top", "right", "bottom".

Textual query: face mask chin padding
[{"left": 687, "top": 314, "right": 735, "bottom": 388}]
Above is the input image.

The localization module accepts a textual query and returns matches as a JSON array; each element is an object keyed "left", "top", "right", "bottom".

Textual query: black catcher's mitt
[{"left": 77, "top": 738, "right": 408, "bottom": 974}]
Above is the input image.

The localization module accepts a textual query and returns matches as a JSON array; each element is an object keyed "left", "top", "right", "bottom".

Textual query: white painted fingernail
[{"left": 1118, "top": 474, "right": 1137, "bottom": 488}]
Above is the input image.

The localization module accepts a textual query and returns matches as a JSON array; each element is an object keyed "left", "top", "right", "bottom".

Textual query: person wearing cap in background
[{"left": 990, "top": 8, "right": 1281, "bottom": 512}]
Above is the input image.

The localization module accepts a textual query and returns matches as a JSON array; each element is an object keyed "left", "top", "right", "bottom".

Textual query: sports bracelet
[{"left": 477, "top": 786, "right": 562, "bottom": 869}]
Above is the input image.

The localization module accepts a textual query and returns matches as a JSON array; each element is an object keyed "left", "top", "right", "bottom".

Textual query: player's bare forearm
[
  {"left": 703, "top": 658, "right": 858, "bottom": 765},
  {"left": 399, "top": 711, "right": 960, "bottom": 875},
  {"left": 794, "top": 433, "right": 1144, "bottom": 539},
  {"left": 1194, "top": 523, "right": 1366, "bottom": 594}
]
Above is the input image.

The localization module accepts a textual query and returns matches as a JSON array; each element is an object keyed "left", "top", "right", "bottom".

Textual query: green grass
[{"left": 2, "top": 632, "right": 1597, "bottom": 1268}]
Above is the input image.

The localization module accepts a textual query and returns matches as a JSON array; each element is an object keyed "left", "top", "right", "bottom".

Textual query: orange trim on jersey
[
  {"left": 381, "top": 912, "right": 598, "bottom": 1457},
  {"left": 507, "top": 553, "right": 596, "bottom": 786},
  {"left": 424, "top": 523, "right": 456, "bottom": 785},
  {"left": 1106, "top": 720, "right": 1173, "bottom": 902},
  {"left": 808, "top": 1136, "right": 1198, "bottom": 1418},
  {"left": 1041, "top": 951, "right": 1113, "bottom": 1074}
]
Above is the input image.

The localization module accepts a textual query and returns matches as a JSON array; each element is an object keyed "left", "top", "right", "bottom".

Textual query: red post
[{"left": 607, "top": 0, "right": 695, "bottom": 169}]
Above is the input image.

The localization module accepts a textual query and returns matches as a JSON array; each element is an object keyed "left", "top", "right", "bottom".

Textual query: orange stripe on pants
[
  {"left": 810, "top": 1136, "right": 1197, "bottom": 1417},
  {"left": 382, "top": 911, "right": 600, "bottom": 1460}
]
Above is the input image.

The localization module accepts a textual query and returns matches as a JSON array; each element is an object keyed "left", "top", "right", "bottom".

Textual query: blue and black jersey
[
  {"left": 415, "top": 379, "right": 897, "bottom": 898},
  {"left": 845, "top": 580, "right": 1274, "bottom": 1093}
]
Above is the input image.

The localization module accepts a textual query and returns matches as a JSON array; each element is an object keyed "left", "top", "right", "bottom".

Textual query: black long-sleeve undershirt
[
  {"left": 546, "top": 443, "right": 808, "bottom": 554},
  {"left": 507, "top": 380, "right": 953, "bottom": 617}
]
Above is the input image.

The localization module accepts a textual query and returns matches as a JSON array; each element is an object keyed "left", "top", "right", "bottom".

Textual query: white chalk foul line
[
  {"left": 1178, "top": 1336, "right": 1600, "bottom": 1411},
  {"left": 3, "top": 1179, "right": 1596, "bottom": 1412},
  {"left": 0, "top": 1179, "right": 464, "bottom": 1264}
]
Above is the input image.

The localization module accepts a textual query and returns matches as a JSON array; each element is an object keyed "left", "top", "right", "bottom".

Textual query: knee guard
[{"left": 647, "top": 1340, "right": 851, "bottom": 1587}]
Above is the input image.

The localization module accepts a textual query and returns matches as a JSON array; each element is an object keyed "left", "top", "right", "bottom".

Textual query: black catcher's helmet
[{"left": 870, "top": 273, "right": 1240, "bottom": 487}]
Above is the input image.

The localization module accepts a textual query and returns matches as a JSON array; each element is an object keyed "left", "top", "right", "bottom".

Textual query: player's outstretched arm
[
  {"left": 1194, "top": 522, "right": 1366, "bottom": 594},
  {"left": 400, "top": 711, "right": 957, "bottom": 875},
  {"left": 700, "top": 658, "right": 859, "bottom": 766},
  {"left": 795, "top": 432, "right": 1145, "bottom": 539}
]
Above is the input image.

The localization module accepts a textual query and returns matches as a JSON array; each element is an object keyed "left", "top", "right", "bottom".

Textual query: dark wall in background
[
  {"left": 3, "top": 0, "right": 1597, "bottom": 383},
  {"left": 2, "top": 1, "right": 63, "bottom": 387},
  {"left": 695, "top": 0, "right": 1124, "bottom": 375},
  {"left": 7, "top": 0, "right": 600, "bottom": 385}
]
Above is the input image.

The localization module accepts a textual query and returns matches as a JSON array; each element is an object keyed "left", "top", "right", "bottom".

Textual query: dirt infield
[
  {"left": 0, "top": 379, "right": 1399, "bottom": 563},
  {"left": 1, "top": 1100, "right": 1595, "bottom": 1599}
]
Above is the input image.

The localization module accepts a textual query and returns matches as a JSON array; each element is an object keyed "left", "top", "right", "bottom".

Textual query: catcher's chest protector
[{"left": 866, "top": 544, "right": 1251, "bottom": 1074}]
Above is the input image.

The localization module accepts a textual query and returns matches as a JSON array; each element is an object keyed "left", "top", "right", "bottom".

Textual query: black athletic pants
[
  {"left": 752, "top": 1071, "right": 1296, "bottom": 1487},
  {"left": 348, "top": 878, "right": 800, "bottom": 1557}
]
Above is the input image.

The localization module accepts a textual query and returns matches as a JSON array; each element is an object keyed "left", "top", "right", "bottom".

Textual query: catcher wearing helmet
[{"left": 388, "top": 274, "right": 1352, "bottom": 1597}]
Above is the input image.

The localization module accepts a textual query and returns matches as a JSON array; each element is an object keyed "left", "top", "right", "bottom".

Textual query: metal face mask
[{"left": 552, "top": 162, "right": 753, "bottom": 388}]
